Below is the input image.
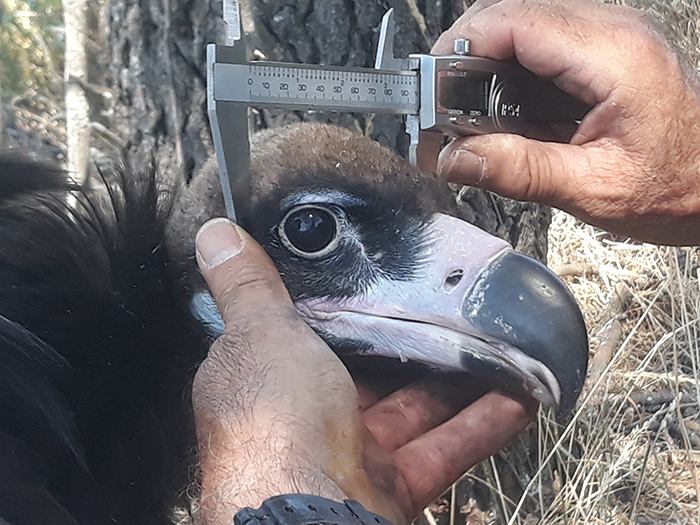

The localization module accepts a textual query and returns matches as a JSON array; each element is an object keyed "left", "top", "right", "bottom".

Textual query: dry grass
[
  {"left": 9, "top": 0, "right": 700, "bottom": 523},
  {"left": 519, "top": 1, "right": 700, "bottom": 522},
  {"left": 423, "top": 214, "right": 700, "bottom": 525},
  {"left": 537, "top": 213, "right": 700, "bottom": 524}
]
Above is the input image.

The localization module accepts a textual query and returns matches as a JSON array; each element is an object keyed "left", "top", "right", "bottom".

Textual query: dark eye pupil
[{"left": 284, "top": 207, "right": 336, "bottom": 254}]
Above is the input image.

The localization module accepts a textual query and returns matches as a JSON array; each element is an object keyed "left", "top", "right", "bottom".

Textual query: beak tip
[{"left": 464, "top": 251, "right": 589, "bottom": 416}]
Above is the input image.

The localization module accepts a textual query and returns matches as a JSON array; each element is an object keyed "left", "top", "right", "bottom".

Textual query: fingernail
[
  {"left": 195, "top": 218, "right": 245, "bottom": 270},
  {"left": 438, "top": 145, "right": 484, "bottom": 183}
]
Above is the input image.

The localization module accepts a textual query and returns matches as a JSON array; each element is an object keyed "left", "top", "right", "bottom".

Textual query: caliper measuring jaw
[
  {"left": 207, "top": 31, "right": 251, "bottom": 224},
  {"left": 374, "top": 9, "right": 430, "bottom": 169},
  {"left": 207, "top": 6, "right": 420, "bottom": 224}
]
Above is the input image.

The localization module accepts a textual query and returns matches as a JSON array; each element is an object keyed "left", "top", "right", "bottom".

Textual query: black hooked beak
[
  {"left": 459, "top": 249, "right": 588, "bottom": 415},
  {"left": 295, "top": 213, "right": 588, "bottom": 416}
]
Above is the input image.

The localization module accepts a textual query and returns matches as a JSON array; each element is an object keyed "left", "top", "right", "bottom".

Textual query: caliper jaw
[
  {"left": 206, "top": 0, "right": 251, "bottom": 223},
  {"left": 375, "top": 8, "right": 440, "bottom": 169},
  {"left": 374, "top": 9, "right": 410, "bottom": 72}
]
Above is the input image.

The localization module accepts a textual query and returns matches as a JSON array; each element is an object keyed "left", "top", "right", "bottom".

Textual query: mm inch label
[{"left": 213, "top": 62, "right": 419, "bottom": 114}]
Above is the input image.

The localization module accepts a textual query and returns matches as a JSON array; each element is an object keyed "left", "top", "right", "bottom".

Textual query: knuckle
[
  {"left": 214, "top": 261, "right": 294, "bottom": 325},
  {"left": 618, "top": 5, "right": 654, "bottom": 32},
  {"left": 523, "top": 143, "right": 552, "bottom": 199},
  {"left": 231, "top": 260, "right": 282, "bottom": 292},
  {"left": 501, "top": 137, "right": 556, "bottom": 202}
]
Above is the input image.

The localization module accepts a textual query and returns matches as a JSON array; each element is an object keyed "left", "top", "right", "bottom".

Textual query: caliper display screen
[{"left": 438, "top": 75, "right": 490, "bottom": 116}]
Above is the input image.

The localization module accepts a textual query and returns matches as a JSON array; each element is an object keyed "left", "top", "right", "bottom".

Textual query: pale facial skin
[{"left": 192, "top": 0, "right": 700, "bottom": 523}]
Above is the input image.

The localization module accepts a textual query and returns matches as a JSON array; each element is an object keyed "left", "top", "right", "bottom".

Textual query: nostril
[{"left": 443, "top": 269, "right": 464, "bottom": 292}]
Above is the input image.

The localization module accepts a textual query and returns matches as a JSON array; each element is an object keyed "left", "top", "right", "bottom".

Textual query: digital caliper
[{"left": 207, "top": 0, "right": 590, "bottom": 222}]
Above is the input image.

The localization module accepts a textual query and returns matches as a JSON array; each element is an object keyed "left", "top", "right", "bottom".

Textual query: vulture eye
[{"left": 279, "top": 205, "right": 340, "bottom": 258}]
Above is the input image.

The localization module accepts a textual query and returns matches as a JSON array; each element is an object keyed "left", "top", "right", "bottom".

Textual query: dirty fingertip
[
  {"left": 437, "top": 140, "right": 485, "bottom": 185},
  {"left": 195, "top": 218, "right": 246, "bottom": 271}
]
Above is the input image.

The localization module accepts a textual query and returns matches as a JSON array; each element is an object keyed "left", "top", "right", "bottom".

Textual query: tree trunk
[
  {"left": 106, "top": 0, "right": 220, "bottom": 182},
  {"left": 63, "top": 0, "right": 91, "bottom": 182}
]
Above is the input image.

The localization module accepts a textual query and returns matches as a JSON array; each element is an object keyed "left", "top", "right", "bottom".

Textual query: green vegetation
[{"left": 0, "top": 0, "right": 64, "bottom": 100}]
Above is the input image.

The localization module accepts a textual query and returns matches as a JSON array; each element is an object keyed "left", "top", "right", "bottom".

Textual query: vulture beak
[{"left": 295, "top": 213, "right": 588, "bottom": 416}]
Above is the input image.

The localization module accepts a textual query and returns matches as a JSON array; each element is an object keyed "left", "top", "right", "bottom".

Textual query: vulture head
[
  {"left": 0, "top": 122, "right": 588, "bottom": 524},
  {"left": 171, "top": 123, "right": 588, "bottom": 415}
]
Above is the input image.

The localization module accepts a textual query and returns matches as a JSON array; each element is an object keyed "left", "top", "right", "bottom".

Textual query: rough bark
[{"left": 106, "top": 0, "right": 221, "bottom": 182}]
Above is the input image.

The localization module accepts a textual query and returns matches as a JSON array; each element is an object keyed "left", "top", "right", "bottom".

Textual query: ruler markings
[{"left": 214, "top": 63, "right": 419, "bottom": 114}]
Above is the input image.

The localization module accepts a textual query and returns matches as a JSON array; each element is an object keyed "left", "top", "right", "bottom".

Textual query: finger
[
  {"left": 438, "top": 134, "right": 573, "bottom": 204},
  {"left": 392, "top": 392, "right": 535, "bottom": 516},
  {"left": 436, "top": 128, "right": 700, "bottom": 246},
  {"left": 356, "top": 385, "right": 381, "bottom": 411},
  {"left": 362, "top": 378, "right": 491, "bottom": 453},
  {"left": 436, "top": 132, "right": 644, "bottom": 221},
  {"left": 194, "top": 217, "right": 355, "bottom": 401},
  {"left": 194, "top": 217, "right": 354, "bottom": 425},
  {"left": 432, "top": 0, "right": 658, "bottom": 105},
  {"left": 363, "top": 387, "right": 456, "bottom": 453},
  {"left": 194, "top": 219, "right": 408, "bottom": 523},
  {"left": 195, "top": 217, "right": 295, "bottom": 327}
]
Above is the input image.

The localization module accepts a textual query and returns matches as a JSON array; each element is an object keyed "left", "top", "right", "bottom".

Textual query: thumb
[
  {"left": 437, "top": 133, "right": 584, "bottom": 207},
  {"left": 195, "top": 217, "right": 293, "bottom": 328},
  {"left": 194, "top": 217, "right": 346, "bottom": 374},
  {"left": 194, "top": 218, "right": 396, "bottom": 520}
]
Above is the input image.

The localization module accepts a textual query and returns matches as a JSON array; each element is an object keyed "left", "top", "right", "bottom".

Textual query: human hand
[
  {"left": 434, "top": 0, "right": 700, "bottom": 245},
  {"left": 191, "top": 218, "right": 534, "bottom": 525}
]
